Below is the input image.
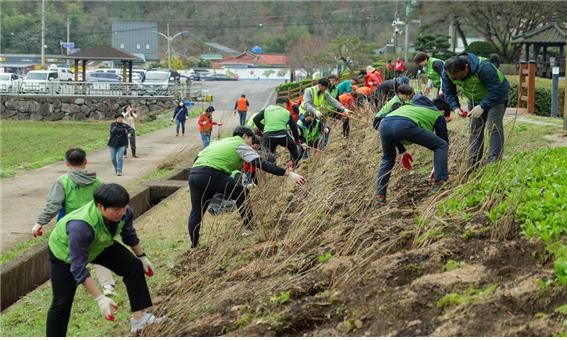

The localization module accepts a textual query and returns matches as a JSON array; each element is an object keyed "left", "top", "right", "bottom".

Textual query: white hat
[{"left": 366, "top": 65, "right": 375, "bottom": 73}]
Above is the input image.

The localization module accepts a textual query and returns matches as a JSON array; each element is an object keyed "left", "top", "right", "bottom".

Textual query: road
[{"left": 0, "top": 80, "right": 281, "bottom": 251}]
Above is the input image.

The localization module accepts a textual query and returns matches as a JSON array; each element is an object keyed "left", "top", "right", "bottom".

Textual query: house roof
[
  {"left": 216, "top": 51, "right": 288, "bottom": 66},
  {"left": 511, "top": 22, "right": 566, "bottom": 45},
  {"left": 67, "top": 46, "right": 141, "bottom": 60}
]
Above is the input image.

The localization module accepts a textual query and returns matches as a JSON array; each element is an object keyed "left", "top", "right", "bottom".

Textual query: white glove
[
  {"left": 287, "top": 171, "right": 305, "bottom": 186},
  {"left": 470, "top": 105, "right": 484, "bottom": 119},
  {"left": 32, "top": 223, "right": 44, "bottom": 237},
  {"left": 297, "top": 120, "right": 304, "bottom": 127},
  {"left": 314, "top": 110, "right": 322, "bottom": 118},
  {"left": 96, "top": 295, "right": 118, "bottom": 321},
  {"left": 343, "top": 108, "right": 353, "bottom": 115},
  {"left": 139, "top": 256, "right": 154, "bottom": 277},
  {"left": 323, "top": 127, "right": 330, "bottom": 134}
]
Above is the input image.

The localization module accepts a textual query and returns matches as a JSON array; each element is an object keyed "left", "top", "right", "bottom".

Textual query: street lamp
[{"left": 154, "top": 23, "right": 188, "bottom": 69}]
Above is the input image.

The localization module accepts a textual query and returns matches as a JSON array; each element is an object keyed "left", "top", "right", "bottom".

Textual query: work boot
[
  {"left": 130, "top": 312, "right": 166, "bottom": 333},
  {"left": 375, "top": 194, "right": 386, "bottom": 207}
]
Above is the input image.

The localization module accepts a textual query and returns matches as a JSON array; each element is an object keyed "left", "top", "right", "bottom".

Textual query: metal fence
[{"left": 0, "top": 81, "right": 199, "bottom": 99}]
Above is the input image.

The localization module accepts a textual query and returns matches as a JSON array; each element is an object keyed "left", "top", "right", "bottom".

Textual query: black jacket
[{"left": 108, "top": 122, "right": 133, "bottom": 147}]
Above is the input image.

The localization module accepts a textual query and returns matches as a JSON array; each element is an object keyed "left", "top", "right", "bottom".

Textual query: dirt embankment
[{"left": 142, "top": 115, "right": 566, "bottom": 336}]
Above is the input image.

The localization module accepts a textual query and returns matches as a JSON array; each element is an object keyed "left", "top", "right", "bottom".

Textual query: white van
[
  {"left": 48, "top": 65, "right": 73, "bottom": 81},
  {"left": 21, "top": 70, "right": 61, "bottom": 93}
]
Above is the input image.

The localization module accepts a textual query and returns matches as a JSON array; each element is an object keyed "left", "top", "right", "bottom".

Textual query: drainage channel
[{"left": 0, "top": 167, "right": 190, "bottom": 311}]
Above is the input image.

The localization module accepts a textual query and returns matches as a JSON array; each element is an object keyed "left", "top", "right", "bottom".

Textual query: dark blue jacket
[
  {"left": 173, "top": 105, "right": 188, "bottom": 122},
  {"left": 441, "top": 52, "right": 509, "bottom": 111}
]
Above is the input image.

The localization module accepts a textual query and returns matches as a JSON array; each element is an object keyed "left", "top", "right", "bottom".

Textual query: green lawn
[{"left": 0, "top": 113, "right": 173, "bottom": 178}]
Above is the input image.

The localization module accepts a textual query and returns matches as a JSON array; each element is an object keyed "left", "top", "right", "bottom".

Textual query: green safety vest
[
  {"left": 246, "top": 112, "right": 262, "bottom": 130},
  {"left": 59, "top": 174, "right": 102, "bottom": 214},
  {"left": 388, "top": 104, "right": 443, "bottom": 133},
  {"left": 193, "top": 135, "right": 245, "bottom": 174},
  {"left": 451, "top": 56, "right": 506, "bottom": 103},
  {"left": 302, "top": 120, "right": 321, "bottom": 144},
  {"left": 376, "top": 95, "right": 405, "bottom": 118},
  {"left": 263, "top": 105, "right": 291, "bottom": 133},
  {"left": 424, "top": 57, "right": 443, "bottom": 87},
  {"left": 299, "top": 86, "right": 326, "bottom": 114},
  {"left": 49, "top": 200, "right": 126, "bottom": 264},
  {"left": 328, "top": 85, "right": 338, "bottom": 99}
]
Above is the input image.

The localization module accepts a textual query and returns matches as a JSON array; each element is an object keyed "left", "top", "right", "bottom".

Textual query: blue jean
[
  {"left": 376, "top": 117, "right": 448, "bottom": 196},
  {"left": 176, "top": 120, "right": 186, "bottom": 135},
  {"left": 238, "top": 111, "right": 247, "bottom": 126},
  {"left": 200, "top": 132, "right": 211, "bottom": 148},
  {"left": 109, "top": 145, "right": 126, "bottom": 173}
]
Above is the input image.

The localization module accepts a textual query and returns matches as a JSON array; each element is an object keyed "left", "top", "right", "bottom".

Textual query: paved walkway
[{"left": 0, "top": 81, "right": 279, "bottom": 251}]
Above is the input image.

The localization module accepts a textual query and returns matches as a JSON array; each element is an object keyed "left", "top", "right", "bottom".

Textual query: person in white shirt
[{"left": 122, "top": 106, "right": 138, "bottom": 158}]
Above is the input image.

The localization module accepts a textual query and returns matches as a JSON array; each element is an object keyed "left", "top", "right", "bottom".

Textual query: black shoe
[{"left": 133, "top": 155, "right": 139, "bottom": 158}]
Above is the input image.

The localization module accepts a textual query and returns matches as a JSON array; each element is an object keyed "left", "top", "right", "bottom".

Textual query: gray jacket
[
  {"left": 303, "top": 85, "right": 344, "bottom": 113},
  {"left": 36, "top": 170, "right": 99, "bottom": 225}
]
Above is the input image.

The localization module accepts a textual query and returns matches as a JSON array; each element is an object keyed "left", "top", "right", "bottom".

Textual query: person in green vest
[
  {"left": 298, "top": 111, "right": 329, "bottom": 151},
  {"left": 32, "top": 148, "right": 118, "bottom": 297},
  {"left": 442, "top": 52, "right": 510, "bottom": 169},
  {"left": 375, "top": 95, "right": 452, "bottom": 206},
  {"left": 414, "top": 52, "right": 445, "bottom": 97},
  {"left": 299, "top": 78, "right": 352, "bottom": 138},
  {"left": 246, "top": 111, "right": 264, "bottom": 136},
  {"left": 327, "top": 74, "right": 340, "bottom": 99},
  {"left": 188, "top": 126, "right": 305, "bottom": 248},
  {"left": 253, "top": 97, "right": 302, "bottom": 169},
  {"left": 46, "top": 183, "right": 162, "bottom": 336},
  {"left": 372, "top": 84, "right": 414, "bottom": 129}
]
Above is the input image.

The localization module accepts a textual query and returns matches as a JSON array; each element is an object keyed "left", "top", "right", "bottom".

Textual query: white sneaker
[
  {"left": 130, "top": 312, "right": 165, "bottom": 333},
  {"left": 103, "top": 284, "right": 116, "bottom": 297}
]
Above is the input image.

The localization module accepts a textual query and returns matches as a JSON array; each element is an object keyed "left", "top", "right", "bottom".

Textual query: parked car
[
  {"left": 141, "top": 70, "right": 180, "bottom": 95},
  {"left": 86, "top": 72, "right": 122, "bottom": 91},
  {"left": 202, "top": 74, "right": 237, "bottom": 81},
  {"left": 21, "top": 70, "right": 60, "bottom": 94},
  {"left": 0, "top": 72, "right": 20, "bottom": 92},
  {"left": 49, "top": 65, "right": 74, "bottom": 81}
]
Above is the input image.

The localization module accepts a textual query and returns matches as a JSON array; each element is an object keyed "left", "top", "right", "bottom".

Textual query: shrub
[
  {"left": 507, "top": 76, "right": 565, "bottom": 117},
  {"left": 465, "top": 41, "right": 497, "bottom": 58}
]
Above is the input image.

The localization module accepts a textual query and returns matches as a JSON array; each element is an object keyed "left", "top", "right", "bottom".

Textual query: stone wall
[{"left": 0, "top": 96, "right": 175, "bottom": 121}]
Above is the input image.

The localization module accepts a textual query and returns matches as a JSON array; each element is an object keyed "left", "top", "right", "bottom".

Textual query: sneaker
[
  {"left": 375, "top": 194, "right": 386, "bottom": 207},
  {"left": 130, "top": 312, "right": 165, "bottom": 333},
  {"left": 117, "top": 171, "right": 123, "bottom": 176},
  {"left": 103, "top": 284, "right": 116, "bottom": 297}
]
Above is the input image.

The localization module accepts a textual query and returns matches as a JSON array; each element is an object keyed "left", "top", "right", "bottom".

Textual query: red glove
[
  {"left": 401, "top": 152, "right": 413, "bottom": 171},
  {"left": 456, "top": 108, "right": 469, "bottom": 118}
]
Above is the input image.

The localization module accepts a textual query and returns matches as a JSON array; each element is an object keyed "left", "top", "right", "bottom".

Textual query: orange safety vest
[{"left": 236, "top": 97, "right": 249, "bottom": 111}]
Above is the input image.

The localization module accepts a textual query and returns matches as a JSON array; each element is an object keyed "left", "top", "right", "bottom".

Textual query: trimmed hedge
[{"left": 506, "top": 76, "right": 565, "bottom": 117}]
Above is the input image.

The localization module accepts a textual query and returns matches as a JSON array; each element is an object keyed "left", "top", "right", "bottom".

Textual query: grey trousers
[{"left": 468, "top": 102, "right": 505, "bottom": 167}]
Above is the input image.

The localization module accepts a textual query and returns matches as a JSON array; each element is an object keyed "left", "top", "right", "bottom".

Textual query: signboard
[{"left": 62, "top": 42, "right": 75, "bottom": 49}]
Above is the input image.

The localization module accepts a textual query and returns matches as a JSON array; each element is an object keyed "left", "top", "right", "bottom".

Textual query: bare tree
[{"left": 288, "top": 36, "right": 331, "bottom": 78}]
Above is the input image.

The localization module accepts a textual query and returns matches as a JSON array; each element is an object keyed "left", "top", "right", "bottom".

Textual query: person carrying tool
[
  {"left": 441, "top": 52, "right": 510, "bottom": 169},
  {"left": 299, "top": 78, "right": 352, "bottom": 138},
  {"left": 46, "top": 183, "right": 163, "bottom": 336},
  {"left": 197, "top": 106, "right": 222, "bottom": 148},
  {"left": 33, "top": 148, "right": 118, "bottom": 297},
  {"left": 375, "top": 95, "right": 451, "bottom": 206},
  {"left": 372, "top": 84, "right": 414, "bottom": 129},
  {"left": 414, "top": 52, "right": 445, "bottom": 97},
  {"left": 234, "top": 94, "right": 250, "bottom": 126},
  {"left": 188, "top": 126, "right": 305, "bottom": 247},
  {"left": 253, "top": 97, "right": 302, "bottom": 169}
]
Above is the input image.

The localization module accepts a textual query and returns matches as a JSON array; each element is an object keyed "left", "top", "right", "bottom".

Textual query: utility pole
[
  {"left": 66, "top": 17, "right": 70, "bottom": 53},
  {"left": 404, "top": 1, "right": 410, "bottom": 62},
  {"left": 41, "top": 0, "right": 46, "bottom": 67},
  {"left": 155, "top": 24, "right": 188, "bottom": 70}
]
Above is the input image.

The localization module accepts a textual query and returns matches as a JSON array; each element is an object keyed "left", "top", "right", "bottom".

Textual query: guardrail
[{"left": 0, "top": 81, "right": 201, "bottom": 98}]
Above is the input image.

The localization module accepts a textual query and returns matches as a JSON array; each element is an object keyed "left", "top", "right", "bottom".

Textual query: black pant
[
  {"left": 263, "top": 131, "right": 301, "bottom": 167},
  {"left": 188, "top": 167, "right": 252, "bottom": 247},
  {"left": 327, "top": 112, "right": 350, "bottom": 138},
  {"left": 124, "top": 130, "right": 136, "bottom": 156},
  {"left": 46, "top": 243, "right": 152, "bottom": 336}
]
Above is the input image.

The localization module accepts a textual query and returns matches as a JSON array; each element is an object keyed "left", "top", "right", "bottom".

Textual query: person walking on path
[
  {"left": 234, "top": 94, "right": 250, "bottom": 126},
  {"left": 122, "top": 106, "right": 138, "bottom": 158},
  {"left": 172, "top": 100, "right": 189, "bottom": 136},
  {"left": 441, "top": 52, "right": 510, "bottom": 169},
  {"left": 46, "top": 183, "right": 163, "bottom": 336},
  {"left": 254, "top": 97, "right": 303, "bottom": 169},
  {"left": 108, "top": 114, "right": 133, "bottom": 176},
  {"left": 197, "top": 106, "right": 222, "bottom": 148},
  {"left": 414, "top": 52, "right": 445, "bottom": 97},
  {"left": 188, "top": 126, "right": 305, "bottom": 248},
  {"left": 32, "top": 148, "right": 118, "bottom": 297},
  {"left": 375, "top": 95, "right": 451, "bottom": 206}
]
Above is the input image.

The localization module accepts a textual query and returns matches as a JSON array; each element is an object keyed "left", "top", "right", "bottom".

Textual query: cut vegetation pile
[{"left": 141, "top": 112, "right": 567, "bottom": 336}]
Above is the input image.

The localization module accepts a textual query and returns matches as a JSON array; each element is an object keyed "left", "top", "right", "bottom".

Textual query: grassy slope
[{"left": 0, "top": 113, "right": 172, "bottom": 178}]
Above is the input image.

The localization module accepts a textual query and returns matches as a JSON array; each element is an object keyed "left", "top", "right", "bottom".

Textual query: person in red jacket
[
  {"left": 364, "top": 66, "right": 383, "bottom": 92},
  {"left": 197, "top": 106, "right": 222, "bottom": 148},
  {"left": 394, "top": 58, "right": 406, "bottom": 77},
  {"left": 287, "top": 99, "right": 300, "bottom": 122}
]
